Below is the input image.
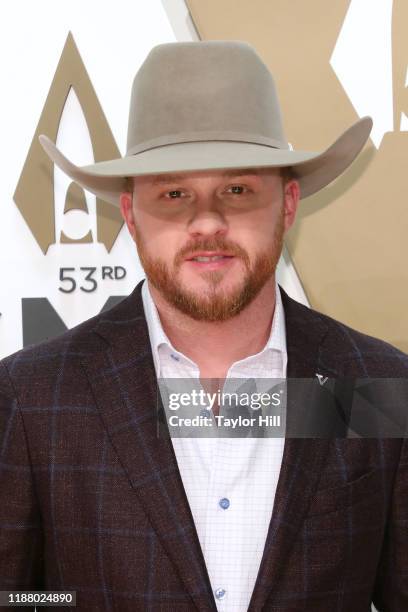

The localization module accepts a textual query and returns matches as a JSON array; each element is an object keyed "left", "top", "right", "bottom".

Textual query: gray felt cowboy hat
[{"left": 39, "top": 40, "right": 372, "bottom": 207}]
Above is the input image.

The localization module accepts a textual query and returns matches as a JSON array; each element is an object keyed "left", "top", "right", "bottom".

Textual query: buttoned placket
[{"left": 142, "top": 279, "right": 287, "bottom": 611}]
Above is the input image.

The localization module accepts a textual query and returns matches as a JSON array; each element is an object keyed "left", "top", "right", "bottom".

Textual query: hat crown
[{"left": 126, "top": 40, "right": 288, "bottom": 155}]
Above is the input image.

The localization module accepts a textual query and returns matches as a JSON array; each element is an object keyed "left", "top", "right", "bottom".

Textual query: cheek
[
  {"left": 133, "top": 217, "right": 183, "bottom": 260},
  {"left": 255, "top": 206, "right": 285, "bottom": 240},
  {"left": 237, "top": 203, "right": 280, "bottom": 229},
  {"left": 231, "top": 214, "right": 276, "bottom": 249}
]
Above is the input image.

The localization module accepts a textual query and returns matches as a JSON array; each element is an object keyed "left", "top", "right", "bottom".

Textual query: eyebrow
[{"left": 148, "top": 168, "right": 266, "bottom": 185}]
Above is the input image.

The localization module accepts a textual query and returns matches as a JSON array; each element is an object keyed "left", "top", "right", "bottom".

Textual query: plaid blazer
[{"left": 1, "top": 281, "right": 408, "bottom": 612}]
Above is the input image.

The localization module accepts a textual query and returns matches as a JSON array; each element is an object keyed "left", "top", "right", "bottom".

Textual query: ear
[
  {"left": 282, "top": 179, "right": 300, "bottom": 232},
  {"left": 119, "top": 191, "right": 136, "bottom": 241}
]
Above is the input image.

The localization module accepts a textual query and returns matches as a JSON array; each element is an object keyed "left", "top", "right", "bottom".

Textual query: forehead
[{"left": 132, "top": 167, "right": 280, "bottom": 187}]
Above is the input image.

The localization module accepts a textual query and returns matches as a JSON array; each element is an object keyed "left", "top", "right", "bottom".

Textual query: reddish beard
[{"left": 134, "top": 212, "right": 284, "bottom": 322}]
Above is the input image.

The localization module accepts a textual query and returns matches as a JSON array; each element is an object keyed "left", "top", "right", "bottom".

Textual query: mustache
[{"left": 174, "top": 237, "right": 250, "bottom": 266}]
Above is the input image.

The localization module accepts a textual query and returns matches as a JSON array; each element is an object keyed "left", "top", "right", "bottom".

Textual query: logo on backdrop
[
  {"left": 11, "top": 32, "right": 130, "bottom": 350},
  {"left": 13, "top": 32, "right": 124, "bottom": 254}
]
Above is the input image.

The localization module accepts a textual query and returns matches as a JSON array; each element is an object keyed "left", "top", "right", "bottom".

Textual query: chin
[{"left": 179, "top": 273, "right": 243, "bottom": 296}]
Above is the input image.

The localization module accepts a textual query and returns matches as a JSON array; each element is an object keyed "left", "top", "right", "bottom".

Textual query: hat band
[{"left": 126, "top": 130, "right": 288, "bottom": 156}]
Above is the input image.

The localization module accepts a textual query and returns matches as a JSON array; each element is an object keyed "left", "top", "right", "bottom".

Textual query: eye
[
  {"left": 165, "top": 189, "right": 185, "bottom": 199},
  {"left": 226, "top": 185, "right": 248, "bottom": 195}
]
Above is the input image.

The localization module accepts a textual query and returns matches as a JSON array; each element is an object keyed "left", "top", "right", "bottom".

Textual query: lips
[
  {"left": 186, "top": 252, "right": 234, "bottom": 262},
  {"left": 183, "top": 252, "right": 236, "bottom": 271}
]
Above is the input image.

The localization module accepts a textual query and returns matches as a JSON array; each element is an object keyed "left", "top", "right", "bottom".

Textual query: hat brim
[{"left": 39, "top": 116, "right": 372, "bottom": 207}]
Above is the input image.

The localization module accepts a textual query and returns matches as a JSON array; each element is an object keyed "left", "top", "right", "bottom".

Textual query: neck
[{"left": 148, "top": 277, "right": 277, "bottom": 378}]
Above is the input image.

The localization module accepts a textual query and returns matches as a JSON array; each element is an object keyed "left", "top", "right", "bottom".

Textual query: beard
[{"left": 134, "top": 210, "right": 284, "bottom": 322}]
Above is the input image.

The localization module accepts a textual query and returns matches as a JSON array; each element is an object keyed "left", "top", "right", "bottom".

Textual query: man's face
[{"left": 120, "top": 167, "right": 299, "bottom": 321}]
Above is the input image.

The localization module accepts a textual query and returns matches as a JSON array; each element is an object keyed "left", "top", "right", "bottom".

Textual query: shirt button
[
  {"left": 219, "top": 497, "right": 230, "bottom": 510},
  {"left": 170, "top": 353, "right": 180, "bottom": 361},
  {"left": 200, "top": 408, "right": 211, "bottom": 418},
  {"left": 214, "top": 588, "right": 226, "bottom": 600}
]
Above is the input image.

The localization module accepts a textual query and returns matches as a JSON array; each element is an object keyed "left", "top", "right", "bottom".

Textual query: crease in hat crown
[
  {"left": 38, "top": 39, "right": 373, "bottom": 207},
  {"left": 125, "top": 40, "right": 290, "bottom": 156}
]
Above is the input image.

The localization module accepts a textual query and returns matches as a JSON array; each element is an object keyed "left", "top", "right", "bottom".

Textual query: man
[{"left": 1, "top": 40, "right": 407, "bottom": 611}]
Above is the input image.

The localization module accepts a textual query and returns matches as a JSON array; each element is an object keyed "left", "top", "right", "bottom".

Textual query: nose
[{"left": 187, "top": 194, "right": 228, "bottom": 238}]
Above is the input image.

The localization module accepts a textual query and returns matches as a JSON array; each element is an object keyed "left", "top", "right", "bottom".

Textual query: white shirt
[{"left": 141, "top": 279, "right": 287, "bottom": 611}]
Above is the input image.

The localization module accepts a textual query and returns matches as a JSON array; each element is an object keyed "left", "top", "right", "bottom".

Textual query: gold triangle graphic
[{"left": 14, "top": 32, "right": 123, "bottom": 254}]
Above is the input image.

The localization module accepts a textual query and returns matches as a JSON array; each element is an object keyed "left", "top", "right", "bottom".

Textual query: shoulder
[
  {"left": 0, "top": 313, "right": 99, "bottom": 394},
  {"left": 279, "top": 286, "right": 408, "bottom": 376},
  {"left": 0, "top": 285, "right": 143, "bottom": 385},
  {"left": 321, "top": 310, "right": 408, "bottom": 375}
]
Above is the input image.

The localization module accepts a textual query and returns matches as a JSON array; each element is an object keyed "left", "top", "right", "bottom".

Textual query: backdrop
[
  {"left": 187, "top": 0, "right": 408, "bottom": 352},
  {"left": 1, "top": 0, "right": 406, "bottom": 362}
]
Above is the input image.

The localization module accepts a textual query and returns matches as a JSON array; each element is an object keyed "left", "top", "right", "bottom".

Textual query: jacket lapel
[
  {"left": 82, "top": 281, "right": 339, "bottom": 611},
  {"left": 248, "top": 288, "right": 335, "bottom": 611},
  {"left": 82, "top": 281, "right": 216, "bottom": 612}
]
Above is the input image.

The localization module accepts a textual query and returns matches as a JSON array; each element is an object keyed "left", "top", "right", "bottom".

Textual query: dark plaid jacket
[{"left": 1, "top": 281, "right": 408, "bottom": 611}]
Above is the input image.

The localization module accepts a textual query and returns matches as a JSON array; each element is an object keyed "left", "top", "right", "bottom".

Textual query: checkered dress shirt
[{"left": 141, "top": 279, "right": 287, "bottom": 611}]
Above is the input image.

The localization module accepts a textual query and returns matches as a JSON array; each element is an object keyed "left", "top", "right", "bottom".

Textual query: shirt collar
[
  {"left": 142, "top": 279, "right": 173, "bottom": 375},
  {"left": 141, "top": 278, "right": 286, "bottom": 376}
]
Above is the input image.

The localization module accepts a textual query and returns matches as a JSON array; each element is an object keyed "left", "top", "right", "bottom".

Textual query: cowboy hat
[{"left": 39, "top": 40, "right": 372, "bottom": 206}]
